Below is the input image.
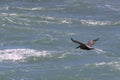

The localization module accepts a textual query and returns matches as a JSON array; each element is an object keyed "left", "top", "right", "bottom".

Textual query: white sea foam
[
  {"left": 40, "top": 16, "right": 55, "bottom": 20},
  {"left": 14, "top": 7, "right": 45, "bottom": 11},
  {"left": 61, "top": 20, "right": 72, "bottom": 24},
  {"left": 31, "top": 7, "right": 45, "bottom": 11},
  {"left": 95, "top": 61, "right": 120, "bottom": 70},
  {"left": 80, "top": 20, "right": 111, "bottom": 26},
  {"left": 1, "top": 13, "right": 18, "bottom": 17},
  {"left": 86, "top": 61, "right": 120, "bottom": 70},
  {"left": 0, "top": 49, "right": 51, "bottom": 62},
  {"left": 105, "top": 5, "right": 120, "bottom": 11},
  {"left": 94, "top": 48, "right": 106, "bottom": 54}
]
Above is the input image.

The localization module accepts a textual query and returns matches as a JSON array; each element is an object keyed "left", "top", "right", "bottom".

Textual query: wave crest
[{"left": 0, "top": 49, "right": 51, "bottom": 62}]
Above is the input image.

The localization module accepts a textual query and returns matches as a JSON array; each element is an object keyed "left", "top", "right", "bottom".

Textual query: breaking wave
[
  {"left": 0, "top": 49, "right": 51, "bottom": 62},
  {"left": 1, "top": 12, "right": 120, "bottom": 26}
]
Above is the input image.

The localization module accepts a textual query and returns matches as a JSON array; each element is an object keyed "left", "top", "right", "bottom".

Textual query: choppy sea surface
[{"left": 0, "top": 0, "right": 120, "bottom": 80}]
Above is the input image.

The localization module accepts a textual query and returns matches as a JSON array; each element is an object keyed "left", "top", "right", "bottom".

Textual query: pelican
[{"left": 71, "top": 38, "right": 99, "bottom": 50}]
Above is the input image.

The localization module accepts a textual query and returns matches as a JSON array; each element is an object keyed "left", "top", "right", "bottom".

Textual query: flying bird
[{"left": 71, "top": 38, "right": 99, "bottom": 50}]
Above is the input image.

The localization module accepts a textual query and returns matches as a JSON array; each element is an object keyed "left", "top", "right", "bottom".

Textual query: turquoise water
[{"left": 0, "top": 0, "right": 120, "bottom": 80}]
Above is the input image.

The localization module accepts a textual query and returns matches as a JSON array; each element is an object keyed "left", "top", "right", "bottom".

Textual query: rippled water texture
[{"left": 0, "top": 0, "right": 120, "bottom": 80}]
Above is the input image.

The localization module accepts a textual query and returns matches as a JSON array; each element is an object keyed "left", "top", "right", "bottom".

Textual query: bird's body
[
  {"left": 71, "top": 38, "right": 99, "bottom": 50},
  {"left": 79, "top": 44, "right": 94, "bottom": 50}
]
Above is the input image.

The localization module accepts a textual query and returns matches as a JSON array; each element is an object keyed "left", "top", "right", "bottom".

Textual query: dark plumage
[{"left": 71, "top": 38, "right": 99, "bottom": 50}]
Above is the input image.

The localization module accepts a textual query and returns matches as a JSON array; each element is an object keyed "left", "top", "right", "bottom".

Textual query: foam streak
[{"left": 0, "top": 49, "right": 51, "bottom": 62}]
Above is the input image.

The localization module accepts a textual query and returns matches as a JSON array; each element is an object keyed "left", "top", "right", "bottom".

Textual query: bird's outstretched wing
[
  {"left": 71, "top": 38, "right": 85, "bottom": 45},
  {"left": 87, "top": 38, "right": 99, "bottom": 47}
]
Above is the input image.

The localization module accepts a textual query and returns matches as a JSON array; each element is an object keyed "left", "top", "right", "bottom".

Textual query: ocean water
[{"left": 0, "top": 0, "right": 120, "bottom": 80}]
